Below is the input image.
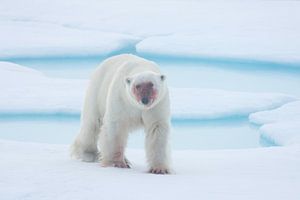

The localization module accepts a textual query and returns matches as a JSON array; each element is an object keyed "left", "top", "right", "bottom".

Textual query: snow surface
[
  {"left": 249, "top": 101, "right": 300, "bottom": 125},
  {"left": 259, "top": 121, "right": 300, "bottom": 146},
  {"left": 0, "top": 61, "right": 296, "bottom": 119},
  {"left": 171, "top": 88, "right": 296, "bottom": 120},
  {"left": 0, "top": 21, "right": 139, "bottom": 59},
  {"left": 250, "top": 101, "right": 300, "bottom": 146},
  {"left": 0, "top": 61, "right": 86, "bottom": 114},
  {"left": 136, "top": 32, "right": 300, "bottom": 63},
  {"left": 0, "top": 139, "right": 300, "bottom": 200},
  {"left": 1, "top": 0, "right": 300, "bottom": 62}
]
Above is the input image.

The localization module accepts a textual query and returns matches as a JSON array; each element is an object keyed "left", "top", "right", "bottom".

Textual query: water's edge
[{"left": 0, "top": 113, "right": 275, "bottom": 149}]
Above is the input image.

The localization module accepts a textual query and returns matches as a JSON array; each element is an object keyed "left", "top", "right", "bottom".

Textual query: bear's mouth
[
  {"left": 140, "top": 96, "right": 156, "bottom": 107},
  {"left": 132, "top": 82, "right": 157, "bottom": 107}
]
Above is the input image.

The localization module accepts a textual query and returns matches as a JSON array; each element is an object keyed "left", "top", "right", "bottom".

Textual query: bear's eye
[
  {"left": 149, "top": 82, "right": 154, "bottom": 87},
  {"left": 136, "top": 84, "right": 141, "bottom": 89}
]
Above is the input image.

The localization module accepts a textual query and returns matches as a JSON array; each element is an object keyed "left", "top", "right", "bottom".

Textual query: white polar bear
[{"left": 70, "top": 54, "right": 171, "bottom": 174}]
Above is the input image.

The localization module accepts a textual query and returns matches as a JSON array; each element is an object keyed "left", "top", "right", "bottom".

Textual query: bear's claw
[
  {"left": 149, "top": 168, "right": 170, "bottom": 175},
  {"left": 101, "top": 158, "right": 131, "bottom": 168},
  {"left": 113, "top": 161, "right": 131, "bottom": 168}
]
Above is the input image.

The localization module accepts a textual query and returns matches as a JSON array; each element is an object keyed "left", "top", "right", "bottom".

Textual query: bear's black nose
[{"left": 141, "top": 97, "right": 149, "bottom": 105}]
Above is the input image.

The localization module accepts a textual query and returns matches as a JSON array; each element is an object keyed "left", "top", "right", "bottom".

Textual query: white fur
[{"left": 70, "top": 54, "right": 171, "bottom": 174}]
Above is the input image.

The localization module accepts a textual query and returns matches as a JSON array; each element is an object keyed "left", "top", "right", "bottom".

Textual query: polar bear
[{"left": 70, "top": 54, "right": 171, "bottom": 174}]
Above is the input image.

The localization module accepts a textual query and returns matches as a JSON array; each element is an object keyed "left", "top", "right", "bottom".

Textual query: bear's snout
[{"left": 141, "top": 97, "right": 149, "bottom": 105}]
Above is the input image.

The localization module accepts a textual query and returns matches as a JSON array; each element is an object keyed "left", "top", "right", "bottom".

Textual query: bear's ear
[
  {"left": 125, "top": 77, "right": 131, "bottom": 85},
  {"left": 160, "top": 74, "right": 166, "bottom": 81}
]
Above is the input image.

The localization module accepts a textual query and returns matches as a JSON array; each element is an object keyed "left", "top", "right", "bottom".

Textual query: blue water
[
  {"left": 0, "top": 115, "right": 272, "bottom": 150},
  {"left": 1, "top": 54, "right": 299, "bottom": 149}
]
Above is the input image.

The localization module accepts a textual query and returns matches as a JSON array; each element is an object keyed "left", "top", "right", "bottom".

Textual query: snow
[
  {"left": 0, "top": 61, "right": 86, "bottom": 114},
  {"left": 249, "top": 101, "right": 300, "bottom": 125},
  {"left": 171, "top": 88, "right": 296, "bottom": 120},
  {"left": 1, "top": 0, "right": 300, "bottom": 62},
  {"left": 259, "top": 121, "right": 300, "bottom": 146},
  {"left": 0, "top": 62, "right": 296, "bottom": 119},
  {"left": 0, "top": 21, "right": 139, "bottom": 59},
  {"left": 249, "top": 101, "right": 300, "bottom": 146},
  {"left": 0, "top": 139, "right": 300, "bottom": 200},
  {"left": 136, "top": 33, "right": 300, "bottom": 63}
]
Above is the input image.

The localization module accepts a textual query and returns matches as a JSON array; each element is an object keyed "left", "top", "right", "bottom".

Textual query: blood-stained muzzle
[{"left": 133, "top": 82, "right": 157, "bottom": 106}]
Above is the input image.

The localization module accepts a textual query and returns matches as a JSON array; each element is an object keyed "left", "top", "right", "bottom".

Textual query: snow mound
[
  {"left": 250, "top": 101, "right": 300, "bottom": 146},
  {"left": 249, "top": 101, "right": 300, "bottom": 125},
  {"left": 171, "top": 88, "right": 296, "bottom": 120},
  {"left": 0, "top": 61, "right": 87, "bottom": 113},
  {"left": 136, "top": 33, "right": 300, "bottom": 63},
  {"left": 260, "top": 121, "right": 300, "bottom": 146},
  {"left": 0, "top": 62, "right": 297, "bottom": 119},
  {"left": 0, "top": 21, "right": 139, "bottom": 59}
]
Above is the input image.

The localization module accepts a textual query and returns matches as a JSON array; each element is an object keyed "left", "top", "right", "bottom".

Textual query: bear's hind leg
[{"left": 70, "top": 119, "right": 101, "bottom": 162}]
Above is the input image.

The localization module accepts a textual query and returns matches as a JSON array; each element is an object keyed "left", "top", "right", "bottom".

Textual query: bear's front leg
[
  {"left": 98, "top": 120, "right": 130, "bottom": 168},
  {"left": 144, "top": 121, "right": 171, "bottom": 174}
]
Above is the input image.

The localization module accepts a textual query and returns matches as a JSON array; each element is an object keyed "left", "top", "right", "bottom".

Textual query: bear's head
[{"left": 125, "top": 71, "right": 167, "bottom": 110}]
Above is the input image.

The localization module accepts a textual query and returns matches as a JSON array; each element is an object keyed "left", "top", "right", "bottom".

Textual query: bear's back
[{"left": 98, "top": 54, "right": 160, "bottom": 76}]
